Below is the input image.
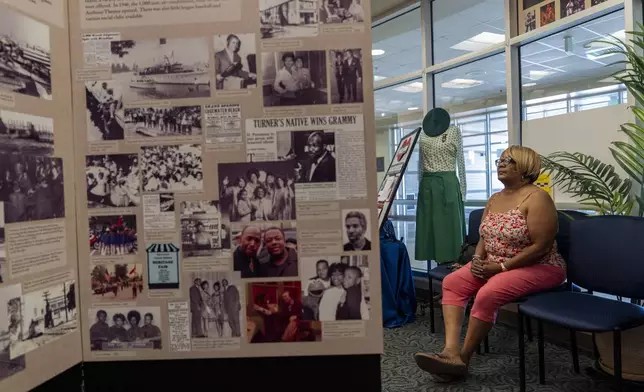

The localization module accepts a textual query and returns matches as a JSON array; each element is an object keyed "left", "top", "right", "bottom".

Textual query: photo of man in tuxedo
[
  {"left": 214, "top": 34, "right": 257, "bottom": 91},
  {"left": 342, "top": 49, "right": 362, "bottom": 103},
  {"left": 330, "top": 49, "right": 363, "bottom": 104},
  {"left": 304, "top": 131, "right": 336, "bottom": 183}
]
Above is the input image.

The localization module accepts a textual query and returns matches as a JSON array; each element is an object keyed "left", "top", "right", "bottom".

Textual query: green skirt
[{"left": 415, "top": 171, "right": 465, "bottom": 263}]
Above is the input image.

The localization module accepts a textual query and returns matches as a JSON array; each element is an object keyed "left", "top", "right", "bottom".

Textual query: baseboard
[{"left": 414, "top": 276, "right": 595, "bottom": 354}]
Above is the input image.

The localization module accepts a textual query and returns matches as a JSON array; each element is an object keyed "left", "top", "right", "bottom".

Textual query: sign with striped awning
[
  {"left": 146, "top": 243, "right": 180, "bottom": 290},
  {"left": 146, "top": 243, "right": 180, "bottom": 253}
]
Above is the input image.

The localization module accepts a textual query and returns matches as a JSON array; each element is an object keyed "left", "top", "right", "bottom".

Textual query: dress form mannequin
[{"left": 415, "top": 108, "right": 467, "bottom": 263}]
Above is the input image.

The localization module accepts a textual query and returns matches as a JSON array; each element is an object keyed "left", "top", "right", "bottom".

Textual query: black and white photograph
[
  {"left": 0, "top": 203, "right": 4, "bottom": 284},
  {"left": 0, "top": 110, "right": 54, "bottom": 155},
  {"left": 214, "top": 34, "right": 257, "bottom": 91},
  {"left": 0, "top": 8, "right": 52, "bottom": 100},
  {"left": 10, "top": 280, "right": 77, "bottom": 359},
  {"left": 232, "top": 223, "right": 298, "bottom": 279},
  {"left": 86, "top": 154, "right": 140, "bottom": 208},
  {"left": 181, "top": 200, "right": 231, "bottom": 258},
  {"left": 219, "top": 161, "right": 296, "bottom": 223},
  {"left": 189, "top": 272, "right": 243, "bottom": 339},
  {"left": 110, "top": 38, "right": 211, "bottom": 101},
  {"left": 341, "top": 209, "right": 371, "bottom": 252},
  {"left": 88, "top": 306, "right": 162, "bottom": 351},
  {"left": 300, "top": 255, "right": 370, "bottom": 321},
  {"left": 525, "top": 10, "right": 537, "bottom": 33},
  {"left": 262, "top": 51, "right": 328, "bottom": 107},
  {"left": 86, "top": 80, "right": 124, "bottom": 142},
  {"left": 0, "top": 154, "right": 64, "bottom": 224},
  {"left": 90, "top": 264, "right": 144, "bottom": 302},
  {"left": 124, "top": 105, "right": 202, "bottom": 138},
  {"left": 329, "top": 49, "right": 363, "bottom": 104},
  {"left": 0, "top": 284, "right": 25, "bottom": 381},
  {"left": 591, "top": 0, "right": 608, "bottom": 5},
  {"left": 246, "top": 281, "right": 322, "bottom": 343},
  {"left": 260, "top": 0, "right": 318, "bottom": 39},
  {"left": 276, "top": 130, "right": 336, "bottom": 183},
  {"left": 89, "top": 215, "right": 138, "bottom": 257},
  {"left": 141, "top": 144, "right": 203, "bottom": 192},
  {"left": 319, "top": 0, "right": 365, "bottom": 24},
  {"left": 561, "top": 0, "right": 585, "bottom": 18}
]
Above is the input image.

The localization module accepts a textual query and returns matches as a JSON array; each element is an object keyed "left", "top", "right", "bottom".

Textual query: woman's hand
[{"left": 471, "top": 259, "right": 502, "bottom": 279}]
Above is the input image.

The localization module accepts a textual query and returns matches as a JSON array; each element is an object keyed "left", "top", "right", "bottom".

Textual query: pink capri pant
[{"left": 442, "top": 262, "right": 566, "bottom": 324}]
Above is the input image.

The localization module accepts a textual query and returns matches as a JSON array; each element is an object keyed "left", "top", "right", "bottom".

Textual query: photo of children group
[
  {"left": 86, "top": 154, "right": 140, "bottom": 208},
  {"left": 300, "top": 255, "right": 370, "bottom": 322},
  {"left": 88, "top": 215, "right": 138, "bottom": 257}
]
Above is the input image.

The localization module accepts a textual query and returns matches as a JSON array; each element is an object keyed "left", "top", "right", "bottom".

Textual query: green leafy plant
[
  {"left": 542, "top": 27, "right": 644, "bottom": 216},
  {"left": 541, "top": 153, "right": 634, "bottom": 215}
]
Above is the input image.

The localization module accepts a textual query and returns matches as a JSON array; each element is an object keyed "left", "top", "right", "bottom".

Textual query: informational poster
[
  {"left": 377, "top": 128, "right": 422, "bottom": 229},
  {"left": 68, "top": 0, "right": 382, "bottom": 362},
  {"left": 0, "top": 1, "right": 82, "bottom": 391}
]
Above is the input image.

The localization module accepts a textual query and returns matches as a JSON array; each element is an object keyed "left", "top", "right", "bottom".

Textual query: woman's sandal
[{"left": 414, "top": 352, "right": 468, "bottom": 377}]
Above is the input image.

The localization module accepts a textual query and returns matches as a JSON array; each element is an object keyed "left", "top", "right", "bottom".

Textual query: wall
[{"left": 523, "top": 103, "right": 632, "bottom": 204}]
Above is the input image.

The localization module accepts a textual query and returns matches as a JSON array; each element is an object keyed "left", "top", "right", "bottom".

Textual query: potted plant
[{"left": 540, "top": 25, "right": 644, "bottom": 382}]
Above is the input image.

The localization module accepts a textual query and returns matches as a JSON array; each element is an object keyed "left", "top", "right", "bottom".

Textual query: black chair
[
  {"left": 426, "top": 209, "right": 586, "bottom": 353},
  {"left": 518, "top": 216, "right": 644, "bottom": 392},
  {"left": 427, "top": 208, "right": 484, "bottom": 334}
]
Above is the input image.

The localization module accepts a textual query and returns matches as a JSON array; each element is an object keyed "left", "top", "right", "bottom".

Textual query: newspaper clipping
[
  {"left": 143, "top": 194, "right": 176, "bottom": 231},
  {"left": 82, "top": 32, "right": 121, "bottom": 68},
  {"left": 168, "top": 301, "right": 191, "bottom": 352},
  {"left": 204, "top": 104, "right": 242, "bottom": 147},
  {"left": 245, "top": 115, "right": 366, "bottom": 201}
]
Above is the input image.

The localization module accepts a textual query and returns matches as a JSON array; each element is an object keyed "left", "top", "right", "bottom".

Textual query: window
[
  {"left": 372, "top": 7, "right": 422, "bottom": 81},
  {"left": 375, "top": 81, "right": 424, "bottom": 269},
  {"left": 434, "top": 53, "right": 508, "bottom": 201},
  {"left": 432, "top": 0, "right": 506, "bottom": 64},
  {"left": 521, "top": 9, "right": 626, "bottom": 119},
  {"left": 375, "top": 80, "right": 423, "bottom": 208}
]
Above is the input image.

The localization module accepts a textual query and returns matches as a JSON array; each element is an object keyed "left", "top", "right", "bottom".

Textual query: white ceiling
[{"left": 373, "top": 1, "right": 626, "bottom": 116}]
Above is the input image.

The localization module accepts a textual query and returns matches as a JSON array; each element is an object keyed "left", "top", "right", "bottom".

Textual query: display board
[
  {"left": 377, "top": 127, "right": 421, "bottom": 230},
  {"left": 0, "top": 0, "right": 82, "bottom": 390},
  {"left": 520, "top": 0, "right": 609, "bottom": 34},
  {"left": 68, "top": 0, "right": 382, "bottom": 361}
]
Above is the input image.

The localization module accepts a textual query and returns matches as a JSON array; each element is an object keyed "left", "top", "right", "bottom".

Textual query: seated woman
[{"left": 414, "top": 145, "right": 566, "bottom": 382}]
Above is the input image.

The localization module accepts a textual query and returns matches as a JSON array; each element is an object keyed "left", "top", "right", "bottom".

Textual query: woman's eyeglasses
[{"left": 494, "top": 157, "right": 515, "bottom": 167}]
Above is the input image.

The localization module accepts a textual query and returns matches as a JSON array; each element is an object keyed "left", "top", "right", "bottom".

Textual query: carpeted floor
[{"left": 382, "top": 312, "right": 624, "bottom": 392}]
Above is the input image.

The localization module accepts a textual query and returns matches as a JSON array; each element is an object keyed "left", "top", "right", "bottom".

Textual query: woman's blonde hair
[{"left": 505, "top": 145, "right": 541, "bottom": 184}]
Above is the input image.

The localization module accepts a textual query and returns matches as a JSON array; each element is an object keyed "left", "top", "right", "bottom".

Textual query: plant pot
[{"left": 595, "top": 325, "right": 644, "bottom": 382}]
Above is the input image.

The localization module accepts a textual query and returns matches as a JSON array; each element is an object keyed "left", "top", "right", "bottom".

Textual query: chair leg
[
  {"left": 476, "top": 342, "right": 482, "bottom": 355},
  {"left": 518, "top": 308, "right": 526, "bottom": 392},
  {"left": 429, "top": 278, "right": 435, "bottom": 333},
  {"left": 484, "top": 335, "right": 490, "bottom": 353},
  {"left": 614, "top": 330, "right": 623, "bottom": 392},
  {"left": 538, "top": 320, "right": 545, "bottom": 384},
  {"left": 525, "top": 315, "right": 533, "bottom": 342},
  {"left": 591, "top": 333, "right": 598, "bottom": 360},
  {"left": 570, "top": 329, "right": 580, "bottom": 374}
]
